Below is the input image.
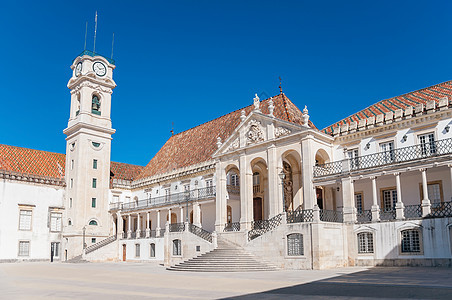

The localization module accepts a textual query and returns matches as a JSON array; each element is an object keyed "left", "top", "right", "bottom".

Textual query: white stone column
[
  {"left": 194, "top": 202, "right": 201, "bottom": 227},
  {"left": 420, "top": 168, "right": 431, "bottom": 217},
  {"left": 156, "top": 210, "right": 161, "bottom": 237},
  {"left": 301, "top": 136, "right": 315, "bottom": 209},
  {"left": 267, "top": 144, "right": 280, "bottom": 217},
  {"left": 215, "top": 160, "right": 227, "bottom": 232},
  {"left": 370, "top": 177, "right": 380, "bottom": 221},
  {"left": 145, "top": 211, "right": 150, "bottom": 238},
  {"left": 341, "top": 177, "right": 356, "bottom": 223},
  {"left": 180, "top": 206, "right": 184, "bottom": 223},
  {"left": 239, "top": 154, "right": 253, "bottom": 230},
  {"left": 394, "top": 172, "right": 405, "bottom": 220},
  {"left": 168, "top": 208, "right": 172, "bottom": 224},
  {"left": 116, "top": 212, "right": 123, "bottom": 238},
  {"left": 136, "top": 213, "right": 141, "bottom": 238},
  {"left": 127, "top": 214, "right": 132, "bottom": 239}
]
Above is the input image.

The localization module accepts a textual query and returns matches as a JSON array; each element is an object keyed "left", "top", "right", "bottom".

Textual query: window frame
[
  {"left": 50, "top": 212, "right": 62, "bottom": 232},
  {"left": 419, "top": 180, "right": 444, "bottom": 207},
  {"left": 380, "top": 187, "right": 397, "bottom": 212},
  {"left": 92, "top": 178, "right": 97, "bottom": 188},
  {"left": 18, "top": 240, "right": 30, "bottom": 257},
  {"left": 399, "top": 228, "right": 423, "bottom": 255},
  {"left": 172, "top": 239, "right": 182, "bottom": 256},
  {"left": 357, "top": 232, "right": 374, "bottom": 254},
  {"left": 19, "top": 209, "right": 33, "bottom": 231},
  {"left": 416, "top": 131, "right": 437, "bottom": 156},
  {"left": 286, "top": 233, "right": 304, "bottom": 257},
  {"left": 93, "top": 159, "right": 98, "bottom": 169},
  {"left": 135, "top": 244, "right": 141, "bottom": 258},
  {"left": 150, "top": 243, "right": 156, "bottom": 258},
  {"left": 88, "top": 220, "right": 98, "bottom": 226},
  {"left": 354, "top": 192, "right": 364, "bottom": 214},
  {"left": 91, "top": 198, "right": 96, "bottom": 208}
]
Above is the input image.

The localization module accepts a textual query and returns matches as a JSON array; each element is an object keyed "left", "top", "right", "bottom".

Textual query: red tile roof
[
  {"left": 0, "top": 144, "right": 143, "bottom": 182},
  {"left": 323, "top": 80, "right": 452, "bottom": 134},
  {"left": 137, "top": 94, "right": 315, "bottom": 179}
]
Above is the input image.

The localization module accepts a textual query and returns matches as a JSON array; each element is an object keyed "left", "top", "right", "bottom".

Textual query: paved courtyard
[{"left": 0, "top": 262, "right": 451, "bottom": 299}]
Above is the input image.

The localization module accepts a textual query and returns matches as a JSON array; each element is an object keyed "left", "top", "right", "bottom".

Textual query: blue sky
[{"left": 1, "top": 0, "right": 452, "bottom": 166}]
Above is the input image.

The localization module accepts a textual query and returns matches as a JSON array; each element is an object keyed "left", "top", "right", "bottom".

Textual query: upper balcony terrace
[
  {"left": 313, "top": 137, "right": 452, "bottom": 179},
  {"left": 109, "top": 186, "right": 216, "bottom": 212}
]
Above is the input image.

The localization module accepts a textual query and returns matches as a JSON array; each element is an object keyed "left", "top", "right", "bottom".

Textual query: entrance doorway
[
  {"left": 122, "top": 244, "right": 126, "bottom": 261},
  {"left": 253, "top": 197, "right": 263, "bottom": 221},
  {"left": 316, "top": 188, "right": 324, "bottom": 209}
]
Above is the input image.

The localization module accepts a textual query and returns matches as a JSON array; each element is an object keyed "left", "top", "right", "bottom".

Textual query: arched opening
[
  {"left": 91, "top": 94, "right": 101, "bottom": 115},
  {"left": 281, "top": 150, "right": 302, "bottom": 211},
  {"left": 75, "top": 93, "right": 81, "bottom": 116},
  {"left": 167, "top": 212, "right": 177, "bottom": 223},
  {"left": 250, "top": 158, "right": 268, "bottom": 221},
  {"left": 225, "top": 164, "right": 241, "bottom": 228},
  {"left": 315, "top": 149, "right": 330, "bottom": 165},
  {"left": 89, "top": 220, "right": 98, "bottom": 226}
]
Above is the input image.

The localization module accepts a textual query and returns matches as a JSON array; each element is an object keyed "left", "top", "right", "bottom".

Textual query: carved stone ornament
[
  {"left": 247, "top": 120, "right": 264, "bottom": 144},
  {"left": 275, "top": 126, "right": 291, "bottom": 138},
  {"left": 253, "top": 93, "right": 260, "bottom": 111},
  {"left": 226, "top": 138, "right": 240, "bottom": 152}
]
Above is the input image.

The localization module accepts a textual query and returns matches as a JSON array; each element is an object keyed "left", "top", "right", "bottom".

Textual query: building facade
[{"left": 0, "top": 52, "right": 451, "bottom": 268}]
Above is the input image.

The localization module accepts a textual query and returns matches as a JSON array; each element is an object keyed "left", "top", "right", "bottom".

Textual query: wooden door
[
  {"left": 122, "top": 244, "right": 126, "bottom": 261},
  {"left": 253, "top": 197, "right": 263, "bottom": 221}
]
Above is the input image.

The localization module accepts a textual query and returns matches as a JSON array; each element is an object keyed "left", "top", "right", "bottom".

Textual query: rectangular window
[
  {"left": 380, "top": 141, "right": 394, "bottom": 163},
  {"left": 50, "top": 212, "right": 62, "bottom": 232},
  {"left": 206, "top": 179, "right": 213, "bottom": 194},
  {"left": 231, "top": 173, "right": 239, "bottom": 186},
  {"left": 19, "top": 210, "right": 32, "bottom": 231},
  {"left": 418, "top": 133, "right": 436, "bottom": 156},
  {"left": 91, "top": 198, "right": 96, "bottom": 208},
  {"left": 69, "top": 198, "right": 73, "bottom": 208},
  {"left": 91, "top": 238, "right": 96, "bottom": 244},
  {"left": 18, "top": 241, "right": 30, "bottom": 256},
  {"left": 51, "top": 242, "right": 60, "bottom": 257},
  {"left": 347, "top": 148, "right": 359, "bottom": 169},
  {"left": 93, "top": 159, "right": 98, "bottom": 169},
  {"left": 381, "top": 188, "right": 397, "bottom": 212},
  {"left": 420, "top": 181, "right": 443, "bottom": 209},
  {"left": 92, "top": 178, "right": 97, "bottom": 188},
  {"left": 401, "top": 229, "right": 421, "bottom": 253},
  {"left": 150, "top": 243, "right": 156, "bottom": 258},
  {"left": 358, "top": 232, "right": 374, "bottom": 254},
  {"left": 135, "top": 244, "right": 141, "bottom": 257},
  {"left": 70, "top": 178, "right": 73, "bottom": 188},
  {"left": 71, "top": 160, "right": 74, "bottom": 170},
  {"left": 165, "top": 188, "right": 170, "bottom": 202},
  {"left": 173, "top": 239, "right": 181, "bottom": 256},
  {"left": 287, "top": 233, "right": 304, "bottom": 256},
  {"left": 355, "top": 193, "right": 363, "bottom": 213}
]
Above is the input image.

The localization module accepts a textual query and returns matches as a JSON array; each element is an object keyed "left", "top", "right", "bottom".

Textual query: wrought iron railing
[
  {"left": 286, "top": 209, "right": 314, "bottom": 223},
  {"left": 121, "top": 186, "right": 216, "bottom": 212},
  {"left": 158, "top": 228, "right": 166, "bottom": 237},
  {"left": 380, "top": 209, "right": 396, "bottom": 221},
  {"left": 169, "top": 223, "right": 185, "bottom": 232},
  {"left": 138, "top": 231, "right": 146, "bottom": 238},
  {"left": 85, "top": 235, "right": 116, "bottom": 254},
  {"left": 75, "top": 49, "right": 116, "bottom": 65},
  {"left": 404, "top": 204, "right": 422, "bottom": 219},
  {"left": 130, "top": 232, "right": 136, "bottom": 239},
  {"left": 227, "top": 185, "right": 240, "bottom": 194},
  {"left": 109, "top": 202, "right": 122, "bottom": 211},
  {"left": 253, "top": 185, "right": 260, "bottom": 194},
  {"left": 149, "top": 230, "right": 156, "bottom": 238},
  {"left": 188, "top": 223, "right": 212, "bottom": 242},
  {"left": 319, "top": 209, "right": 343, "bottom": 223},
  {"left": 120, "top": 232, "right": 126, "bottom": 239},
  {"left": 356, "top": 210, "right": 372, "bottom": 223},
  {"left": 428, "top": 201, "right": 452, "bottom": 218},
  {"left": 314, "top": 138, "right": 452, "bottom": 177},
  {"left": 248, "top": 214, "right": 283, "bottom": 241},
  {"left": 224, "top": 222, "right": 241, "bottom": 232}
]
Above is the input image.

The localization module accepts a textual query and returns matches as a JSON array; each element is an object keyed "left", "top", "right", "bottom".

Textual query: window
[
  {"left": 135, "top": 244, "right": 140, "bottom": 257},
  {"left": 91, "top": 198, "right": 96, "bottom": 208},
  {"left": 18, "top": 241, "right": 30, "bottom": 256},
  {"left": 91, "top": 238, "right": 96, "bottom": 244},
  {"left": 92, "top": 141, "right": 100, "bottom": 148},
  {"left": 420, "top": 181, "right": 443, "bottom": 208},
  {"left": 380, "top": 141, "right": 394, "bottom": 163},
  {"left": 93, "top": 159, "right": 98, "bottom": 169},
  {"left": 357, "top": 232, "right": 374, "bottom": 254},
  {"left": 401, "top": 229, "right": 421, "bottom": 253},
  {"left": 150, "top": 243, "right": 156, "bottom": 258},
  {"left": 347, "top": 149, "right": 359, "bottom": 169},
  {"left": 89, "top": 220, "right": 98, "bottom": 226},
  {"left": 206, "top": 179, "right": 213, "bottom": 194},
  {"left": 19, "top": 210, "right": 32, "bottom": 231},
  {"left": 253, "top": 172, "right": 260, "bottom": 193},
  {"left": 91, "top": 95, "right": 101, "bottom": 115},
  {"left": 381, "top": 188, "right": 397, "bottom": 212},
  {"left": 165, "top": 188, "right": 170, "bottom": 202},
  {"left": 418, "top": 133, "right": 436, "bottom": 156},
  {"left": 50, "top": 212, "right": 62, "bottom": 232},
  {"left": 71, "top": 159, "right": 74, "bottom": 170},
  {"left": 51, "top": 242, "right": 60, "bottom": 257},
  {"left": 355, "top": 193, "right": 363, "bottom": 214},
  {"left": 92, "top": 178, "right": 97, "bottom": 188},
  {"left": 287, "top": 233, "right": 303, "bottom": 256},
  {"left": 70, "top": 178, "right": 73, "bottom": 188},
  {"left": 68, "top": 219, "right": 72, "bottom": 226},
  {"left": 173, "top": 239, "right": 181, "bottom": 256},
  {"left": 228, "top": 172, "right": 239, "bottom": 186},
  {"left": 69, "top": 198, "right": 72, "bottom": 208}
]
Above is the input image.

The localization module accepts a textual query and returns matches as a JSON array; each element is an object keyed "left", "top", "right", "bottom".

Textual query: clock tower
[{"left": 63, "top": 51, "right": 116, "bottom": 259}]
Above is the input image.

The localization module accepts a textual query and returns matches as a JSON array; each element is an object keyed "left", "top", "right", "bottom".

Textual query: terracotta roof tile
[
  {"left": 323, "top": 80, "right": 452, "bottom": 134},
  {"left": 137, "top": 94, "right": 315, "bottom": 179},
  {"left": 110, "top": 161, "right": 144, "bottom": 181}
]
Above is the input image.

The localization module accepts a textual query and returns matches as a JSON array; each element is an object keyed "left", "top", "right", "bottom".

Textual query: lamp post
[
  {"left": 279, "top": 170, "right": 286, "bottom": 212},
  {"left": 82, "top": 226, "right": 86, "bottom": 249}
]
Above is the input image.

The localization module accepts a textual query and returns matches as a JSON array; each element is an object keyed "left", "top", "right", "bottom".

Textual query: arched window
[
  {"left": 173, "top": 239, "right": 181, "bottom": 256},
  {"left": 91, "top": 95, "right": 101, "bottom": 115},
  {"left": 253, "top": 172, "right": 260, "bottom": 185},
  {"left": 228, "top": 171, "right": 239, "bottom": 186},
  {"left": 68, "top": 219, "right": 72, "bottom": 226},
  {"left": 287, "top": 233, "right": 303, "bottom": 256},
  {"left": 150, "top": 243, "right": 156, "bottom": 258},
  {"left": 89, "top": 220, "right": 98, "bottom": 226},
  {"left": 357, "top": 232, "right": 374, "bottom": 254},
  {"left": 401, "top": 229, "right": 421, "bottom": 253},
  {"left": 75, "top": 94, "right": 81, "bottom": 116}
]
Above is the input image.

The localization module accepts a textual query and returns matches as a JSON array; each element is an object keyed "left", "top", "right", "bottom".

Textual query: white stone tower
[{"left": 63, "top": 51, "right": 116, "bottom": 259}]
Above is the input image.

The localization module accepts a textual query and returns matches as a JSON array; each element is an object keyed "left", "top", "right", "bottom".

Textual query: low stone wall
[
  {"left": 84, "top": 240, "right": 119, "bottom": 262},
  {"left": 164, "top": 231, "right": 214, "bottom": 267}
]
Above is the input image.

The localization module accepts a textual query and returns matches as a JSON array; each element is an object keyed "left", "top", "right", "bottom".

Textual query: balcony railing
[
  {"left": 227, "top": 185, "right": 240, "bottom": 194},
  {"left": 188, "top": 223, "right": 212, "bottom": 242},
  {"left": 116, "top": 186, "right": 216, "bottom": 212},
  {"left": 314, "top": 137, "right": 452, "bottom": 177},
  {"left": 428, "top": 201, "right": 452, "bottom": 218},
  {"left": 319, "top": 209, "right": 343, "bottom": 223},
  {"left": 286, "top": 209, "right": 314, "bottom": 223},
  {"left": 356, "top": 210, "right": 372, "bottom": 223},
  {"left": 224, "top": 222, "right": 241, "bottom": 232},
  {"left": 169, "top": 223, "right": 185, "bottom": 232},
  {"left": 380, "top": 209, "right": 396, "bottom": 221},
  {"left": 248, "top": 213, "right": 283, "bottom": 241},
  {"left": 404, "top": 204, "right": 422, "bottom": 219}
]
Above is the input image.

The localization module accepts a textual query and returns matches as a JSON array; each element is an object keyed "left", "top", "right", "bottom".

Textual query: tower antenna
[
  {"left": 84, "top": 21, "right": 88, "bottom": 50},
  {"left": 93, "top": 11, "right": 98, "bottom": 53},
  {"left": 111, "top": 32, "right": 115, "bottom": 59},
  {"left": 279, "top": 76, "right": 283, "bottom": 94},
  {"left": 170, "top": 122, "right": 174, "bottom": 136}
]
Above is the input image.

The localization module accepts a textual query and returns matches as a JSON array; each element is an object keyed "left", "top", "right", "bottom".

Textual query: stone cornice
[{"left": 0, "top": 169, "right": 65, "bottom": 187}]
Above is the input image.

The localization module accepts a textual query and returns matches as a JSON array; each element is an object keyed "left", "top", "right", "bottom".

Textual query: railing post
[
  {"left": 313, "top": 205, "right": 320, "bottom": 223},
  {"left": 394, "top": 173, "right": 405, "bottom": 220},
  {"left": 127, "top": 215, "right": 132, "bottom": 239},
  {"left": 281, "top": 211, "right": 287, "bottom": 225},
  {"left": 156, "top": 210, "right": 161, "bottom": 237},
  {"left": 185, "top": 221, "right": 189, "bottom": 233},
  {"left": 420, "top": 168, "right": 431, "bottom": 217},
  {"left": 370, "top": 177, "right": 380, "bottom": 222},
  {"left": 212, "top": 231, "right": 218, "bottom": 248},
  {"left": 145, "top": 212, "right": 150, "bottom": 238}
]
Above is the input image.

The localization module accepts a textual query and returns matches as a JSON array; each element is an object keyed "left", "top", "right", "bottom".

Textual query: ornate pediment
[
  {"left": 227, "top": 138, "right": 240, "bottom": 152},
  {"left": 275, "top": 126, "right": 291, "bottom": 138},
  {"left": 246, "top": 120, "right": 265, "bottom": 145}
]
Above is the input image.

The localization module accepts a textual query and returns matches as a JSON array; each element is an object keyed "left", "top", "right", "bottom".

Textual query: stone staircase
[
  {"left": 167, "top": 240, "right": 278, "bottom": 272},
  {"left": 85, "top": 235, "right": 116, "bottom": 254},
  {"left": 65, "top": 254, "right": 88, "bottom": 263}
]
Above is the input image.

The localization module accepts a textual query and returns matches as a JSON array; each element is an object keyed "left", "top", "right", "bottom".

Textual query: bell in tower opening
[{"left": 92, "top": 95, "right": 101, "bottom": 115}]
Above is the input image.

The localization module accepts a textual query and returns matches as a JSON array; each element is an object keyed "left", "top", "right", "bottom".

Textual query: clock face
[
  {"left": 93, "top": 62, "right": 107, "bottom": 77},
  {"left": 75, "top": 62, "right": 82, "bottom": 77}
]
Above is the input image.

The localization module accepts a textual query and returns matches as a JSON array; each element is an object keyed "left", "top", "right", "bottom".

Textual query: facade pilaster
[
  {"left": 341, "top": 177, "right": 356, "bottom": 223},
  {"left": 267, "top": 144, "right": 280, "bottom": 217},
  {"left": 215, "top": 160, "right": 227, "bottom": 232},
  {"left": 156, "top": 210, "right": 161, "bottom": 237},
  {"left": 127, "top": 214, "right": 132, "bottom": 239},
  {"left": 301, "top": 136, "right": 315, "bottom": 209},
  {"left": 136, "top": 213, "right": 141, "bottom": 238},
  {"left": 145, "top": 211, "right": 150, "bottom": 238}
]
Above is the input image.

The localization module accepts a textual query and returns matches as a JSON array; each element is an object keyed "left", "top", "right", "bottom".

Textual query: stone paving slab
[{"left": 0, "top": 263, "right": 450, "bottom": 299}]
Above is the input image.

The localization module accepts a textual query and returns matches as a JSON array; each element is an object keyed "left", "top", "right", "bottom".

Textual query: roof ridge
[
  {"left": 0, "top": 143, "right": 65, "bottom": 157},
  {"left": 322, "top": 79, "right": 452, "bottom": 131}
]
